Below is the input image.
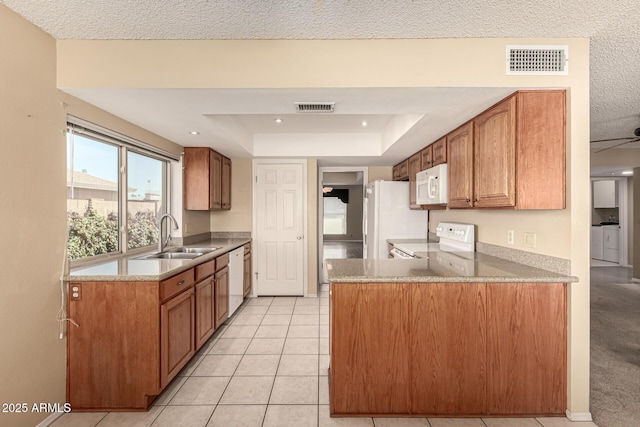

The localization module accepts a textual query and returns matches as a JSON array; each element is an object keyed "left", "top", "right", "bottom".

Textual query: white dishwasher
[{"left": 227, "top": 247, "right": 244, "bottom": 317}]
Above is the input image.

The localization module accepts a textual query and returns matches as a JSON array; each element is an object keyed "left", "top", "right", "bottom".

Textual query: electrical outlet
[
  {"left": 524, "top": 232, "right": 537, "bottom": 248},
  {"left": 507, "top": 230, "right": 515, "bottom": 245},
  {"left": 70, "top": 283, "right": 81, "bottom": 301},
  {"left": 184, "top": 223, "right": 190, "bottom": 235}
]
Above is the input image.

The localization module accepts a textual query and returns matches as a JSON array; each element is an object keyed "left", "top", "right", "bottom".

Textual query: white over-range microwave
[{"left": 416, "top": 163, "right": 448, "bottom": 205}]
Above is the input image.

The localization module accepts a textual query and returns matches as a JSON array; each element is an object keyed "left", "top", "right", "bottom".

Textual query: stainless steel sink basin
[
  {"left": 169, "top": 247, "right": 218, "bottom": 254},
  {"left": 140, "top": 252, "right": 203, "bottom": 260},
  {"left": 135, "top": 246, "right": 220, "bottom": 260}
]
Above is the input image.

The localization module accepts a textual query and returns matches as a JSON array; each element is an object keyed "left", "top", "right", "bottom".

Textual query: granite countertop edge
[
  {"left": 326, "top": 251, "right": 578, "bottom": 284},
  {"left": 64, "top": 238, "right": 251, "bottom": 282},
  {"left": 328, "top": 275, "right": 576, "bottom": 284}
]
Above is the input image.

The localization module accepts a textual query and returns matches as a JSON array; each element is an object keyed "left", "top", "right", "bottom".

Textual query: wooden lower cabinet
[
  {"left": 161, "top": 288, "right": 195, "bottom": 389},
  {"left": 329, "top": 281, "right": 566, "bottom": 417},
  {"left": 195, "top": 276, "right": 215, "bottom": 350},
  {"left": 487, "top": 282, "right": 567, "bottom": 415},
  {"left": 411, "top": 283, "right": 487, "bottom": 415},
  {"left": 215, "top": 266, "right": 229, "bottom": 329},
  {"left": 330, "top": 283, "right": 411, "bottom": 415},
  {"left": 67, "top": 281, "right": 160, "bottom": 410},
  {"left": 67, "top": 248, "right": 243, "bottom": 410}
]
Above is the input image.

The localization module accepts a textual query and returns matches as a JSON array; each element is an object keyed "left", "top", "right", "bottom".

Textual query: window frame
[{"left": 67, "top": 117, "right": 178, "bottom": 266}]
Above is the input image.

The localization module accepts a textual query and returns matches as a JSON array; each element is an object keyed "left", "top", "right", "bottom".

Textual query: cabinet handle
[
  {"left": 466, "top": 198, "right": 470, "bottom": 203},
  {"left": 177, "top": 280, "right": 185, "bottom": 286}
]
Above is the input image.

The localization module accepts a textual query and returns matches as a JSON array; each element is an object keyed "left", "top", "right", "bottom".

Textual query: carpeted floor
[{"left": 590, "top": 265, "right": 640, "bottom": 427}]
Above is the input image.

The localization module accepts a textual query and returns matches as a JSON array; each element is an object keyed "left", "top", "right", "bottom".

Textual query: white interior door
[{"left": 255, "top": 162, "right": 306, "bottom": 296}]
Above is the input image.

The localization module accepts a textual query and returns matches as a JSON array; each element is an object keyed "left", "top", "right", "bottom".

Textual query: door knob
[{"left": 297, "top": 236, "right": 303, "bottom": 240}]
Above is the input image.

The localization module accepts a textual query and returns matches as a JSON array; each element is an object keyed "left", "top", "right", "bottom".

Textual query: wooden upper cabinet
[
  {"left": 184, "top": 147, "right": 231, "bottom": 211},
  {"left": 447, "top": 122, "right": 474, "bottom": 208},
  {"left": 393, "top": 159, "right": 409, "bottom": 181},
  {"left": 221, "top": 156, "right": 231, "bottom": 210},
  {"left": 473, "top": 95, "right": 517, "bottom": 208},
  {"left": 515, "top": 90, "right": 566, "bottom": 209},
  {"left": 448, "top": 90, "right": 566, "bottom": 210},
  {"left": 408, "top": 153, "right": 422, "bottom": 209},
  {"left": 420, "top": 145, "right": 433, "bottom": 170},
  {"left": 431, "top": 137, "right": 447, "bottom": 166},
  {"left": 209, "top": 150, "right": 222, "bottom": 210}
]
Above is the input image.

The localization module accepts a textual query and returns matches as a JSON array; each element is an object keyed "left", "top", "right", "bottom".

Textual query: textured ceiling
[{"left": 3, "top": 0, "right": 640, "bottom": 162}]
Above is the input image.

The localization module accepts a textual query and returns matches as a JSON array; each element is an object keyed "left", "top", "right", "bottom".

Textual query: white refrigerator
[{"left": 363, "top": 180, "right": 429, "bottom": 259}]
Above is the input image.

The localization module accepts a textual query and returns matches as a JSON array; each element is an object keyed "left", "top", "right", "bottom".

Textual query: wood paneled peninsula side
[{"left": 325, "top": 251, "right": 576, "bottom": 418}]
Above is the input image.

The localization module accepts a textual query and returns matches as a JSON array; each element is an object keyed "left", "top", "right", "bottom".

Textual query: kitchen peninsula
[{"left": 325, "top": 249, "right": 576, "bottom": 418}]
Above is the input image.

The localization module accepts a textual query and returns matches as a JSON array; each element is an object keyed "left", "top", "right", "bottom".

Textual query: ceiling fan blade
[
  {"left": 593, "top": 137, "right": 640, "bottom": 154},
  {"left": 590, "top": 137, "right": 636, "bottom": 143}
]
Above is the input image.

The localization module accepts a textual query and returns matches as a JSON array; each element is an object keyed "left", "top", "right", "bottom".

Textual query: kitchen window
[{"left": 66, "top": 117, "right": 177, "bottom": 263}]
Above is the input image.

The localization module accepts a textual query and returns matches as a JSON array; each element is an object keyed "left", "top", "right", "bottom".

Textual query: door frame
[
  {"left": 318, "top": 166, "right": 368, "bottom": 283},
  {"left": 252, "top": 159, "right": 308, "bottom": 297}
]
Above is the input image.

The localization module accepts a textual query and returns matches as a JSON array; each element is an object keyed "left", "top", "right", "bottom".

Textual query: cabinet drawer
[
  {"left": 160, "top": 269, "right": 195, "bottom": 301},
  {"left": 216, "top": 253, "right": 229, "bottom": 270},
  {"left": 195, "top": 260, "right": 215, "bottom": 281},
  {"left": 244, "top": 243, "right": 251, "bottom": 254}
]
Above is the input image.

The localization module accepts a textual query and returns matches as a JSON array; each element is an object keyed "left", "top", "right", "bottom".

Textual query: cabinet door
[
  {"left": 411, "top": 283, "right": 486, "bottom": 415},
  {"left": 591, "top": 227, "right": 604, "bottom": 260},
  {"left": 330, "top": 283, "right": 411, "bottom": 415},
  {"left": 161, "top": 289, "right": 195, "bottom": 389},
  {"left": 593, "top": 180, "right": 617, "bottom": 208},
  {"left": 195, "top": 277, "right": 215, "bottom": 350},
  {"left": 487, "top": 283, "right": 566, "bottom": 415},
  {"left": 184, "top": 147, "right": 211, "bottom": 210},
  {"left": 393, "top": 159, "right": 409, "bottom": 181},
  {"left": 408, "top": 153, "right": 422, "bottom": 209},
  {"left": 420, "top": 145, "right": 433, "bottom": 170},
  {"left": 431, "top": 137, "right": 447, "bottom": 166},
  {"left": 447, "top": 122, "right": 474, "bottom": 208},
  {"left": 221, "top": 156, "right": 232, "bottom": 210},
  {"left": 215, "top": 266, "right": 229, "bottom": 329},
  {"left": 243, "top": 252, "right": 252, "bottom": 297},
  {"left": 209, "top": 150, "right": 222, "bottom": 210},
  {"left": 474, "top": 96, "right": 516, "bottom": 208}
]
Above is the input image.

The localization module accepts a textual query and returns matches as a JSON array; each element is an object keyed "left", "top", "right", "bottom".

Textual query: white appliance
[
  {"left": 227, "top": 247, "right": 244, "bottom": 317},
  {"left": 363, "top": 180, "right": 429, "bottom": 259},
  {"left": 391, "top": 221, "right": 475, "bottom": 258},
  {"left": 416, "top": 163, "right": 448, "bottom": 205}
]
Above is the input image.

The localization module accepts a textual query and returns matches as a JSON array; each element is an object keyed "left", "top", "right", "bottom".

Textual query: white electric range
[{"left": 390, "top": 221, "right": 475, "bottom": 258}]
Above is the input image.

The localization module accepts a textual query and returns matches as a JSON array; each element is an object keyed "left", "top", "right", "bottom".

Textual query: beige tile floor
[{"left": 51, "top": 285, "right": 598, "bottom": 427}]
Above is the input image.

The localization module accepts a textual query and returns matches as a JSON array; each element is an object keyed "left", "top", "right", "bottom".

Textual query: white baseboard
[
  {"left": 35, "top": 412, "right": 64, "bottom": 427},
  {"left": 566, "top": 409, "right": 593, "bottom": 422}
]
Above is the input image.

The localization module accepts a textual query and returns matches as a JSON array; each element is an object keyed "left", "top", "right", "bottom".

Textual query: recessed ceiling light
[
  {"left": 189, "top": 131, "right": 200, "bottom": 135},
  {"left": 622, "top": 170, "right": 633, "bottom": 175},
  {"left": 361, "top": 121, "right": 368, "bottom": 127},
  {"left": 275, "top": 118, "right": 283, "bottom": 124}
]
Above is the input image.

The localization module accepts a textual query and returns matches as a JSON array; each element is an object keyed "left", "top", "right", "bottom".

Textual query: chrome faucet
[{"left": 158, "top": 213, "right": 179, "bottom": 253}]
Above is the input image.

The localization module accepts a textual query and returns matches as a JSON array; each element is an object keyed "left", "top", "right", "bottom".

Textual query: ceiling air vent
[
  {"left": 295, "top": 102, "right": 335, "bottom": 113},
  {"left": 506, "top": 45, "right": 568, "bottom": 75}
]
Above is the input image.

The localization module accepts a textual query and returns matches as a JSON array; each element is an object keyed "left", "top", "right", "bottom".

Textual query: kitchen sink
[
  {"left": 168, "top": 247, "right": 219, "bottom": 254},
  {"left": 135, "top": 246, "right": 219, "bottom": 260},
  {"left": 138, "top": 252, "right": 203, "bottom": 260}
]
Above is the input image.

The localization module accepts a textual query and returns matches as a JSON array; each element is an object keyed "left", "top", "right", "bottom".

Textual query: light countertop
[
  {"left": 326, "top": 249, "right": 577, "bottom": 283},
  {"left": 65, "top": 238, "right": 250, "bottom": 282}
]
